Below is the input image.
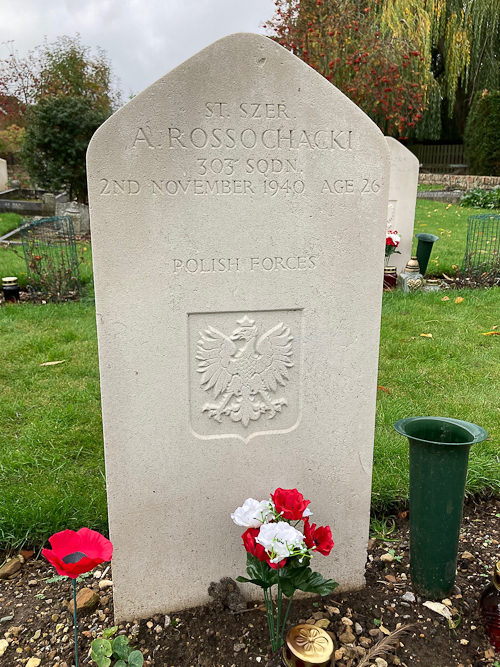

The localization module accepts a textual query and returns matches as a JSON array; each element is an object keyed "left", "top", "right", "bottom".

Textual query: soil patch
[{"left": 1, "top": 497, "right": 499, "bottom": 667}]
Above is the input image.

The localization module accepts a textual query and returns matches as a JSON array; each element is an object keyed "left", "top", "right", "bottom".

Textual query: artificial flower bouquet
[
  {"left": 385, "top": 230, "right": 401, "bottom": 263},
  {"left": 232, "top": 488, "right": 338, "bottom": 652}
]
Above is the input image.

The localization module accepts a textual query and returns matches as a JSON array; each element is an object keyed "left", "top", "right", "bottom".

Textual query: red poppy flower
[
  {"left": 42, "top": 528, "right": 113, "bottom": 579},
  {"left": 271, "top": 488, "right": 311, "bottom": 521},
  {"left": 304, "top": 520, "right": 334, "bottom": 556},
  {"left": 242, "top": 528, "right": 286, "bottom": 570}
]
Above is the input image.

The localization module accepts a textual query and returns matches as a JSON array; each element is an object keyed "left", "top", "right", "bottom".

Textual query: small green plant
[
  {"left": 448, "top": 612, "right": 461, "bottom": 632},
  {"left": 370, "top": 516, "right": 398, "bottom": 542},
  {"left": 388, "top": 549, "right": 403, "bottom": 563},
  {"left": 91, "top": 627, "right": 144, "bottom": 667}
]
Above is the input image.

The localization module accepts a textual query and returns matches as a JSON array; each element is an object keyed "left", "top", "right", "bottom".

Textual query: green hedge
[{"left": 465, "top": 90, "right": 500, "bottom": 176}]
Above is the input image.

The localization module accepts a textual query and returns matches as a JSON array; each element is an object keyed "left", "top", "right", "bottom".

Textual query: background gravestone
[
  {"left": 88, "top": 33, "right": 390, "bottom": 621},
  {"left": 0, "top": 159, "right": 8, "bottom": 191},
  {"left": 385, "top": 137, "right": 420, "bottom": 273}
]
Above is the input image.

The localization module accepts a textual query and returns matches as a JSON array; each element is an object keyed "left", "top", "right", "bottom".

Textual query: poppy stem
[{"left": 72, "top": 578, "right": 79, "bottom": 667}]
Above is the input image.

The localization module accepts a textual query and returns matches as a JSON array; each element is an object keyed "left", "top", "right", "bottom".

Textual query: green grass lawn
[
  {"left": 0, "top": 301, "right": 105, "bottom": 548},
  {"left": 0, "top": 213, "right": 24, "bottom": 238},
  {"left": 412, "top": 199, "right": 495, "bottom": 277},
  {"left": 0, "top": 201, "right": 499, "bottom": 549},
  {"left": 374, "top": 288, "right": 500, "bottom": 511}
]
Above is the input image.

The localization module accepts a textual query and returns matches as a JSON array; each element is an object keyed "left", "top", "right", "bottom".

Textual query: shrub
[
  {"left": 464, "top": 90, "right": 500, "bottom": 176},
  {"left": 20, "top": 96, "right": 109, "bottom": 201},
  {"left": 461, "top": 187, "right": 500, "bottom": 209}
]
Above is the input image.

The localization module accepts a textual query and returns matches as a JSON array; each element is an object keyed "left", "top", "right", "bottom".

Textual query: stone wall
[{"left": 419, "top": 173, "right": 500, "bottom": 190}]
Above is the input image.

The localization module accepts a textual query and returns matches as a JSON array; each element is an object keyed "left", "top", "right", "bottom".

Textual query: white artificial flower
[
  {"left": 256, "top": 522, "right": 306, "bottom": 563},
  {"left": 302, "top": 507, "right": 313, "bottom": 518},
  {"left": 387, "top": 231, "right": 401, "bottom": 246},
  {"left": 231, "top": 499, "right": 273, "bottom": 528}
]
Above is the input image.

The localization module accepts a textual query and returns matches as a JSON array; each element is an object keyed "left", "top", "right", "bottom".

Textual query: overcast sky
[{"left": 0, "top": 0, "right": 277, "bottom": 98}]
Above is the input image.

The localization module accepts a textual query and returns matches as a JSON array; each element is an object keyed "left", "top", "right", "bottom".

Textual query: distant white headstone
[
  {"left": 385, "top": 137, "right": 420, "bottom": 273},
  {"left": 0, "top": 159, "right": 8, "bottom": 191},
  {"left": 88, "top": 33, "right": 390, "bottom": 621}
]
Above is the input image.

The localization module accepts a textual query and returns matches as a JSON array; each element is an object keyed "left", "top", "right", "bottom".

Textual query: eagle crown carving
[{"left": 196, "top": 316, "right": 294, "bottom": 427}]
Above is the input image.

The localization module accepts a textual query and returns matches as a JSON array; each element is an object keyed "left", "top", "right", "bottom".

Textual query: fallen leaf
[
  {"left": 482, "top": 332, "right": 500, "bottom": 336},
  {"left": 397, "top": 510, "right": 409, "bottom": 519},
  {"left": 455, "top": 297, "right": 464, "bottom": 304},
  {"left": 377, "top": 386, "right": 391, "bottom": 394},
  {"left": 39, "top": 360, "right": 66, "bottom": 367},
  {"left": 442, "top": 273, "right": 452, "bottom": 280},
  {"left": 420, "top": 333, "right": 433, "bottom": 338},
  {"left": 422, "top": 601, "right": 452, "bottom": 620},
  {"left": 441, "top": 296, "right": 450, "bottom": 301},
  {"left": 493, "top": 325, "right": 499, "bottom": 330},
  {"left": 385, "top": 575, "right": 397, "bottom": 583}
]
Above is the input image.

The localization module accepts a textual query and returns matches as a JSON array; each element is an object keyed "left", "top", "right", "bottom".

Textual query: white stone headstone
[
  {"left": 0, "top": 159, "right": 8, "bottom": 191},
  {"left": 385, "top": 137, "right": 420, "bottom": 273},
  {"left": 88, "top": 33, "right": 390, "bottom": 621}
]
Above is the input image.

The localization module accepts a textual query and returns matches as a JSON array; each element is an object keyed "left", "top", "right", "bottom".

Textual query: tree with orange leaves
[{"left": 264, "top": 0, "right": 429, "bottom": 139}]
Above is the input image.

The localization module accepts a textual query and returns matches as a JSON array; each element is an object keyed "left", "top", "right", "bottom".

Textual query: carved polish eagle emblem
[{"left": 196, "top": 316, "right": 294, "bottom": 427}]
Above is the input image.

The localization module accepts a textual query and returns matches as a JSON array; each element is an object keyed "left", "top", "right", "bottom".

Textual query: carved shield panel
[{"left": 188, "top": 309, "right": 302, "bottom": 442}]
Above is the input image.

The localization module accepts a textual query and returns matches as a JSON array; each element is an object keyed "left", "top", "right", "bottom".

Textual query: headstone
[
  {"left": 0, "top": 159, "right": 8, "bottom": 191},
  {"left": 64, "top": 201, "right": 91, "bottom": 234},
  {"left": 41, "top": 193, "right": 56, "bottom": 216},
  {"left": 64, "top": 201, "right": 82, "bottom": 234},
  {"left": 385, "top": 137, "right": 420, "bottom": 273},
  {"left": 87, "top": 33, "right": 390, "bottom": 621}
]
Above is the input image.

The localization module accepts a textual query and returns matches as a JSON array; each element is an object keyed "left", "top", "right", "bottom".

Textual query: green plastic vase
[
  {"left": 394, "top": 416, "right": 488, "bottom": 599},
  {"left": 415, "top": 233, "right": 439, "bottom": 276}
]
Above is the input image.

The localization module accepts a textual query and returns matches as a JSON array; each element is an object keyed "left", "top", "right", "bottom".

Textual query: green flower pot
[
  {"left": 415, "top": 233, "right": 439, "bottom": 276},
  {"left": 394, "top": 416, "right": 487, "bottom": 599}
]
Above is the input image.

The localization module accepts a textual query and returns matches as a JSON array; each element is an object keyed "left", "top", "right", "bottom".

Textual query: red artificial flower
[
  {"left": 242, "top": 528, "right": 285, "bottom": 570},
  {"left": 271, "top": 488, "right": 311, "bottom": 521},
  {"left": 304, "top": 520, "right": 334, "bottom": 556},
  {"left": 42, "top": 528, "right": 113, "bottom": 579}
]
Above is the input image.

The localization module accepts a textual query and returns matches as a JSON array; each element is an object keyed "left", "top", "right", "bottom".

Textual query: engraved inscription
[
  {"left": 131, "top": 125, "right": 353, "bottom": 152},
  {"left": 204, "top": 102, "right": 292, "bottom": 119},
  {"left": 173, "top": 256, "right": 317, "bottom": 274},
  {"left": 164, "top": 128, "right": 352, "bottom": 151},
  {"left": 100, "top": 179, "right": 141, "bottom": 195},
  {"left": 196, "top": 316, "right": 293, "bottom": 427},
  {"left": 96, "top": 98, "right": 386, "bottom": 202}
]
